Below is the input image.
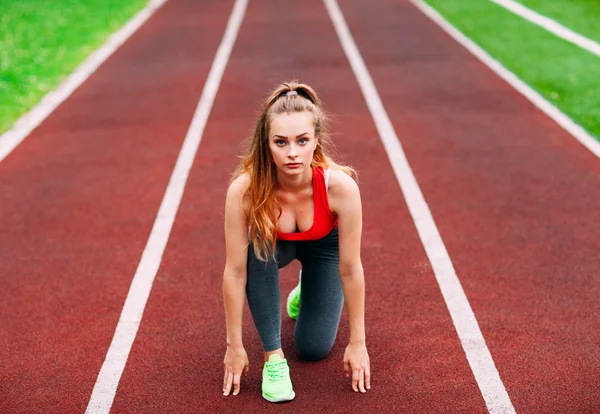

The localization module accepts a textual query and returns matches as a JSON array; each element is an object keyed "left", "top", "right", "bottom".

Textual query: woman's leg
[
  {"left": 294, "top": 227, "right": 344, "bottom": 361},
  {"left": 245, "top": 239, "right": 296, "bottom": 353}
]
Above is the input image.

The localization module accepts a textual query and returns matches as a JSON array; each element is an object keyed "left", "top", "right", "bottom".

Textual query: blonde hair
[{"left": 232, "top": 81, "right": 356, "bottom": 261}]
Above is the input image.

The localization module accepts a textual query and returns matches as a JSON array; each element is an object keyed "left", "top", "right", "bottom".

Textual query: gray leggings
[{"left": 246, "top": 226, "right": 344, "bottom": 361}]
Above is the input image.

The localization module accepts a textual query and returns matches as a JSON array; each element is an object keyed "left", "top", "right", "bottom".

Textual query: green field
[
  {"left": 517, "top": 0, "right": 600, "bottom": 44},
  {"left": 0, "top": 0, "right": 149, "bottom": 134},
  {"left": 423, "top": 0, "right": 600, "bottom": 140},
  {"left": 2, "top": 0, "right": 599, "bottom": 143}
]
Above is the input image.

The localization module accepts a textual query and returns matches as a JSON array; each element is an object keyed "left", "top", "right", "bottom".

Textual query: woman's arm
[
  {"left": 333, "top": 171, "right": 366, "bottom": 343},
  {"left": 222, "top": 175, "right": 250, "bottom": 396},
  {"left": 222, "top": 175, "right": 249, "bottom": 347},
  {"left": 329, "top": 170, "right": 371, "bottom": 393}
]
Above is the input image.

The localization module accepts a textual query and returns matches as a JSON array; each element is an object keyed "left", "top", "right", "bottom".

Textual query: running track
[{"left": 1, "top": 0, "right": 599, "bottom": 412}]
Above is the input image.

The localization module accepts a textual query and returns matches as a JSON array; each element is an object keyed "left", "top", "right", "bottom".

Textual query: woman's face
[{"left": 268, "top": 111, "right": 318, "bottom": 175}]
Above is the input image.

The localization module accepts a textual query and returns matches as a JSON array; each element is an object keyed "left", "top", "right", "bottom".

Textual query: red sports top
[{"left": 277, "top": 166, "right": 338, "bottom": 241}]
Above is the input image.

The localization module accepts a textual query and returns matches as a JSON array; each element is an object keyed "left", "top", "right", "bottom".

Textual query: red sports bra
[{"left": 277, "top": 166, "right": 338, "bottom": 241}]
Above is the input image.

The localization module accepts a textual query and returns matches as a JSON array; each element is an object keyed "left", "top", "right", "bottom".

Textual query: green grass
[
  {"left": 0, "top": 0, "right": 149, "bottom": 134},
  {"left": 423, "top": 0, "right": 600, "bottom": 140},
  {"left": 516, "top": 0, "right": 600, "bottom": 44}
]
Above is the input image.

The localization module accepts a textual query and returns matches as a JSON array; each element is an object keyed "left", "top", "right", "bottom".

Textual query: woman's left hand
[{"left": 343, "top": 340, "right": 371, "bottom": 392}]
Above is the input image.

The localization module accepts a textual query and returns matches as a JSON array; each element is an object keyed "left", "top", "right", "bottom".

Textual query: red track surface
[
  {"left": 1, "top": 0, "right": 598, "bottom": 412},
  {"left": 341, "top": 0, "right": 600, "bottom": 412},
  {"left": 0, "top": 1, "right": 234, "bottom": 412}
]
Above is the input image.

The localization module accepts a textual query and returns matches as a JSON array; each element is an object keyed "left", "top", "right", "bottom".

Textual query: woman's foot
[
  {"left": 262, "top": 354, "right": 295, "bottom": 403},
  {"left": 286, "top": 270, "right": 301, "bottom": 320}
]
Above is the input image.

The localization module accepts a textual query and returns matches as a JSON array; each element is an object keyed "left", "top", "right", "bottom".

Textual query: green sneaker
[
  {"left": 286, "top": 270, "right": 301, "bottom": 320},
  {"left": 262, "top": 354, "right": 295, "bottom": 403}
]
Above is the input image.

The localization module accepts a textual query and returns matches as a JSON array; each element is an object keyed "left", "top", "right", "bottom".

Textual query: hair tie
[{"left": 285, "top": 91, "right": 298, "bottom": 96}]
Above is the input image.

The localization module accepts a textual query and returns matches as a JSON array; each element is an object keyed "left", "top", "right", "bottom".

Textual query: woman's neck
[{"left": 275, "top": 166, "right": 313, "bottom": 194}]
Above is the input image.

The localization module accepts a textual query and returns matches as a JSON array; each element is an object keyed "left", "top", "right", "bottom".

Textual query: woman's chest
[{"left": 276, "top": 190, "right": 315, "bottom": 233}]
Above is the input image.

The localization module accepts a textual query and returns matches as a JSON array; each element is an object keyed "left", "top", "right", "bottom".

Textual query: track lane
[
  {"left": 0, "top": 1, "right": 234, "bottom": 412},
  {"left": 338, "top": 0, "right": 600, "bottom": 411},
  {"left": 109, "top": 0, "right": 487, "bottom": 412}
]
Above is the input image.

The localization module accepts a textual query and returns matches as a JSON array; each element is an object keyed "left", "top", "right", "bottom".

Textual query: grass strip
[
  {"left": 423, "top": 0, "right": 600, "bottom": 140},
  {"left": 516, "top": 0, "right": 600, "bottom": 45},
  {"left": 0, "top": 0, "right": 149, "bottom": 134}
]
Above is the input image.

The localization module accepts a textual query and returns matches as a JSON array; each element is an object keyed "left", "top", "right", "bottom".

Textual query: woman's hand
[
  {"left": 223, "top": 345, "right": 249, "bottom": 396},
  {"left": 343, "top": 340, "right": 371, "bottom": 393}
]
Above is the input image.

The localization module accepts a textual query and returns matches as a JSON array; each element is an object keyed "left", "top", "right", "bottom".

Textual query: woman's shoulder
[
  {"left": 226, "top": 172, "right": 251, "bottom": 214},
  {"left": 228, "top": 172, "right": 250, "bottom": 193},
  {"left": 327, "top": 168, "right": 359, "bottom": 195},
  {"left": 327, "top": 168, "right": 360, "bottom": 215}
]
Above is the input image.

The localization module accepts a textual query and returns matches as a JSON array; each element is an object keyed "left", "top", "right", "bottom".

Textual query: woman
[{"left": 222, "top": 81, "right": 370, "bottom": 402}]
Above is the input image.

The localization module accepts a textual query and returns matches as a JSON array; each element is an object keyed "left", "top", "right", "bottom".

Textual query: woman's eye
[
  {"left": 276, "top": 140, "right": 286, "bottom": 146},
  {"left": 299, "top": 138, "right": 308, "bottom": 144}
]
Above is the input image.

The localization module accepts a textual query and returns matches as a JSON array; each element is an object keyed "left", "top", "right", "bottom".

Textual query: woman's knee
[{"left": 294, "top": 337, "right": 334, "bottom": 361}]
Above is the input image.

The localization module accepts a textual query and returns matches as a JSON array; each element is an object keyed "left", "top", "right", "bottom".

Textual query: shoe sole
[{"left": 262, "top": 390, "right": 296, "bottom": 403}]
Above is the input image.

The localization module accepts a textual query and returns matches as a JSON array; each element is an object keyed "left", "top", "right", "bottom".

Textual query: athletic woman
[{"left": 222, "top": 81, "right": 370, "bottom": 402}]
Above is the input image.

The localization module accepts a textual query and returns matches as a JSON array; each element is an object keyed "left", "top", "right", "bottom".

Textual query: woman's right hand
[{"left": 222, "top": 345, "right": 249, "bottom": 396}]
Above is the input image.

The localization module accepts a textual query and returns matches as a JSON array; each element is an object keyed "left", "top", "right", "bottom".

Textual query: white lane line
[
  {"left": 85, "top": 0, "right": 248, "bottom": 412},
  {"left": 0, "top": 0, "right": 168, "bottom": 164},
  {"left": 324, "top": 1, "right": 516, "bottom": 413},
  {"left": 412, "top": 1, "right": 600, "bottom": 162},
  {"left": 490, "top": 0, "right": 600, "bottom": 57}
]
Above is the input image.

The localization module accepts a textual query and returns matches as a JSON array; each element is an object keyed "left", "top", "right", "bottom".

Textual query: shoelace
[{"left": 266, "top": 361, "right": 287, "bottom": 382}]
